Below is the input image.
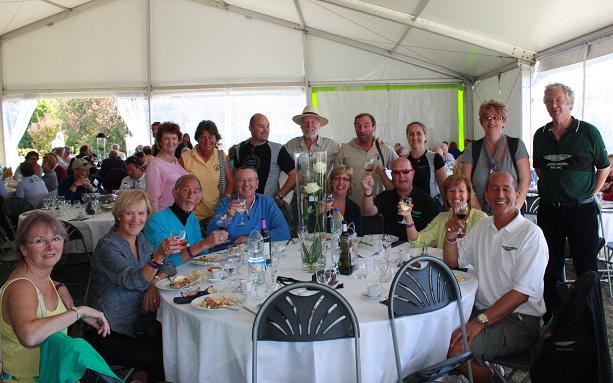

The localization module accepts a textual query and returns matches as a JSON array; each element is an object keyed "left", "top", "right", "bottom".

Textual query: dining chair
[
  {"left": 61, "top": 220, "right": 93, "bottom": 304},
  {"left": 0, "top": 196, "right": 34, "bottom": 237},
  {"left": 387, "top": 256, "right": 473, "bottom": 383},
  {"left": 252, "top": 281, "right": 361, "bottom": 383}
]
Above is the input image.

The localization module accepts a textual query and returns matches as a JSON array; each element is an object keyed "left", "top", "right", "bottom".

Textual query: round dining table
[
  {"left": 158, "top": 241, "right": 478, "bottom": 383},
  {"left": 18, "top": 207, "right": 115, "bottom": 252}
]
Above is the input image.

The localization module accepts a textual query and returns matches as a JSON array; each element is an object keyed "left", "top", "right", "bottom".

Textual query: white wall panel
[
  {"left": 471, "top": 67, "right": 523, "bottom": 140},
  {"left": 2, "top": 0, "right": 147, "bottom": 90},
  {"left": 150, "top": 0, "right": 304, "bottom": 86},
  {"left": 308, "top": 36, "right": 453, "bottom": 82}
]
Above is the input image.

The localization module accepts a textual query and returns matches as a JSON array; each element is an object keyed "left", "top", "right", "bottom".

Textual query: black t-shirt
[
  {"left": 235, "top": 140, "right": 294, "bottom": 195},
  {"left": 373, "top": 188, "right": 437, "bottom": 241},
  {"left": 408, "top": 152, "right": 445, "bottom": 196}
]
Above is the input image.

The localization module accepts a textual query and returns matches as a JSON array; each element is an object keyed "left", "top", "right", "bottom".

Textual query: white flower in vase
[
  {"left": 313, "top": 161, "right": 327, "bottom": 175},
  {"left": 304, "top": 182, "right": 321, "bottom": 195}
]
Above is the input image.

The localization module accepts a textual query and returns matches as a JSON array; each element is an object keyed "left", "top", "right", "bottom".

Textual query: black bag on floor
[{"left": 530, "top": 271, "right": 613, "bottom": 383}]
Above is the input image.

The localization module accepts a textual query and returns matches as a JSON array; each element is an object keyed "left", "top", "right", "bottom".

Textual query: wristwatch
[
  {"left": 477, "top": 313, "right": 489, "bottom": 328},
  {"left": 274, "top": 194, "right": 285, "bottom": 201}
]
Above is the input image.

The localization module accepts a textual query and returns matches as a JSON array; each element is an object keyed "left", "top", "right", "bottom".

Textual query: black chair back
[
  {"left": 1, "top": 196, "right": 34, "bottom": 237},
  {"left": 252, "top": 282, "right": 361, "bottom": 382}
]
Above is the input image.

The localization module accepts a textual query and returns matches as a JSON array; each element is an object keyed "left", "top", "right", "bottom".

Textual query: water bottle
[
  {"left": 247, "top": 227, "right": 266, "bottom": 285},
  {"left": 330, "top": 208, "right": 343, "bottom": 262}
]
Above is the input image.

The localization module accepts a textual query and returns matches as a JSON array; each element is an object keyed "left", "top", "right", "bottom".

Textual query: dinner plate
[
  {"left": 191, "top": 252, "right": 228, "bottom": 266},
  {"left": 452, "top": 270, "right": 473, "bottom": 284},
  {"left": 190, "top": 293, "right": 246, "bottom": 311},
  {"left": 359, "top": 234, "right": 399, "bottom": 246},
  {"left": 155, "top": 275, "right": 204, "bottom": 290}
]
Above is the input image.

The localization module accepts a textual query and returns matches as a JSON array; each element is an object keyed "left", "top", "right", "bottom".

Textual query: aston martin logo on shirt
[{"left": 543, "top": 154, "right": 572, "bottom": 162}]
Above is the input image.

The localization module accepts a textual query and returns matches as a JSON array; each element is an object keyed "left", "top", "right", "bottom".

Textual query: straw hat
[{"left": 292, "top": 105, "right": 329, "bottom": 127}]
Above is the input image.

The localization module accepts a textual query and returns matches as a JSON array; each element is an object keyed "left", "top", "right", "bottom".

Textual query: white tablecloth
[
  {"left": 158, "top": 243, "right": 478, "bottom": 383},
  {"left": 18, "top": 208, "right": 114, "bottom": 252}
]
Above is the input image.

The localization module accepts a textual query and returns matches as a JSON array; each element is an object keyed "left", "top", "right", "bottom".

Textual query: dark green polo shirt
[{"left": 533, "top": 117, "right": 609, "bottom": 202}]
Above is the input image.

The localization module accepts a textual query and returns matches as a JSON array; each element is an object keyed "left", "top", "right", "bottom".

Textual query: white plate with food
[
  {"left": 155, "top": 272, "right": 204, "bottom": 290},
  {"left": 191, "top": 252, "right": 228, "bottom": 266},
  {"left": 452, "top": 270, "right": 473, "bottom": 284},
  {"left": 191, "top": 293, "right": 246, "bottom": 311}
]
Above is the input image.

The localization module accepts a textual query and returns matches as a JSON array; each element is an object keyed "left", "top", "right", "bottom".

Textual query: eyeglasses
[
  {"left": 391, "top": 169, "right": 414, "bottom": 175},
  {"left": 332, "top": 177, "right": 351, "bottom": 182},
  {"left": 28, "top": 235, "right": 64, "bottom": 248},
  {"left": 479, "top": 115, "right": 503, "bottom": 122}
]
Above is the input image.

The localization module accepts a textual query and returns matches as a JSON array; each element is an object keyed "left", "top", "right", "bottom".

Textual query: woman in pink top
[{"left": 145, "top": 122, "right": 188, "bottom": 211}]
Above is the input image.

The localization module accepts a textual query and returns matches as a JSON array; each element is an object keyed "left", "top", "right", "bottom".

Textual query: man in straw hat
[{"left": 284, "top": 105, "right": 340, "bottom": 171}]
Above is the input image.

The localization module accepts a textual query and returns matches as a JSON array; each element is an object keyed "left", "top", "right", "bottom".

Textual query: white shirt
[
  {"left": 119, "top": 175, "right": 146, "bottom": 191},
  {"left": 458, "top": 210, "right": 548, "bottom": 316}
]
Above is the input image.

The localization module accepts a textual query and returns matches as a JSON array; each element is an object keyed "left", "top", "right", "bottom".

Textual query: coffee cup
[
  {"left": 366, "top": 283, "right": 381, "bottom": 297},
  {"left": 211, "top": 268, "right": 223, "bottom": 280}
]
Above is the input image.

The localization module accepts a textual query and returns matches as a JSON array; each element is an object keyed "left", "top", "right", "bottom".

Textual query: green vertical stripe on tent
[{"left": 310, "top": 83, "right": 465, "bottom": 148}]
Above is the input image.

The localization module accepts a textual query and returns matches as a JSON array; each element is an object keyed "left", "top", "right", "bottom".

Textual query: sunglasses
[
  {"left": 479, "top": 115, "right": 503, "bottom": 121},
  {"left": 391, "top": 169, "right": 414, "bottom": 175}
]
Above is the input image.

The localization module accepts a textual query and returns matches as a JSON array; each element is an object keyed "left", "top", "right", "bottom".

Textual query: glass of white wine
[{"left": 398, "top": 197, "right": 412, "bottom": 224}]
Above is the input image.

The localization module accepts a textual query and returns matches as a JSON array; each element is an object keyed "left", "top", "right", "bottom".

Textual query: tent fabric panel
[
  {"left": 0, "top": 1, "right": 58, "bottom": 35},
  {"left": 307, "top": 36, "right": 454, "bottom": 82},
  {"left": 2, "top": 0, "right": 147, "bottom": 91},
  {"left": 226, "top": 0, "right": 302, "bottom": 24},
  {"left": 313, "top": 86, "right": 459, "bottom": 148},
  {"left": 150, "top": 0, "right": 304, "bottom": 86}
]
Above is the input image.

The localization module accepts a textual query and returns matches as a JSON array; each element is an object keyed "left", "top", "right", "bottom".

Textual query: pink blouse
[{"left": 145, "top": 157, "right": 188, "bottom": 211}]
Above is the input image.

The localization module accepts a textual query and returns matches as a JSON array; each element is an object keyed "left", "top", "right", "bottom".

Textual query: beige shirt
[{"left": 284, "top": 135, "right": 340, "bottom": 172}]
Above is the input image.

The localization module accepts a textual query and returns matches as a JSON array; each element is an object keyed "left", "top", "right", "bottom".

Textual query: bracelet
[
  {"left": 187, "top": 246, "right": 195, "bottom": 258},
  {"left": 364, "top": 192, "right": 373, "bottom": 197},
  {"left": 148, "top": 260, "right": 161, "bottom": 269},
  {"left": 55, "top": 282, "right": 64, "bottom": 290},
  {"left": 71, "top": 307, "right": 80, "bottom": 321},
  {"left": 445, "top": 236, "right": 458, "bottom": 244},
  {"left": 405, "top": 223, "right": 415, "bottom": 229}
]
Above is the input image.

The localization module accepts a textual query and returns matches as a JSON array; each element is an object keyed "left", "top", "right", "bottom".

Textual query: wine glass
[
  {"left": 42, "top": 197, "right": 51, "bottom": 210},
  {"left": 453, "top": 202, "right": 469, "bottom": 238},
  {"left": 216, "top": 214, "right": 231, "bottom": 231},
  {"left": 354, "top": 258, "right": 369, "bottom": 279},
  {"left": 398, "top": 197, "right": 413, "bottom": 224},
  {"left": 316, "top": 263, "right": 332, "bottom": 285},
  {"left": 373, "top": 257, "right": 388, "bottom": 292},
  {"left": 364, "top": 158, "right": 376, "bottom": 172},
  {"left": 237, "top": 197, "right": 248, "bottom": 225},
  {"left": 170, "top": 229, "right": 187, "bottom": 244}
]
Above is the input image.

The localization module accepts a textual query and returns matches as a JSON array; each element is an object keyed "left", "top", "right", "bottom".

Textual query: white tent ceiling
[{"left": 1, "top": 0, "right": 612, "bottom": 92}]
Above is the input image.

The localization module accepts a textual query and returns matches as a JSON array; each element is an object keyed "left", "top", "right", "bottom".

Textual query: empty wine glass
[
  {"left": 398, "top": 197, "right": 412, "bottom": 224},
  {"left": 316, "top": 264, "right": 332, "bottom": 285},
  {"left": 237, "top": 197, "right": 248, "bottom": 225},
  {"left": 354, "top": 258, "right": 369, "bottom": 279},
  {"left": 373, "top": 257, "right": 388, "bottom": 291},
  {"left": 453, "top": 202, "right": 469, "bottom": 238}
]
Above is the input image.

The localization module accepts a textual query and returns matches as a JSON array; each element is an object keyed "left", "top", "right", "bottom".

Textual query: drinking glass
[
  {"left": 237, "top": 197, "right": 248, "bottom": 225},
  {"left": 170, "top": 229, "right": 186, "bottom": 242},
  {"left": 453, "top": 202, "right": 469, "bottom": 238},
  {"left": 398, "top": 197, "right": 412, "bottom": 224},
  {"left": 364, "top": 158, "right": 376, "bottom": 172},
  {"left": 354, "top": 258, "right": 369, "bottom": 279},
  {"left": 373, "top": 257, "right": 388, "bottom": 290},
  {"left": 42, "top": 198, "right": 51, "bottom": 210},
  {"left": 216, "top": 214, "right": 230, "bottom": 231},
  {"left": 316, "top": 264, "right": 332, "bottom": 285},
  {"left": 325, "top": 193, "right": 334, "bottom": 218}
]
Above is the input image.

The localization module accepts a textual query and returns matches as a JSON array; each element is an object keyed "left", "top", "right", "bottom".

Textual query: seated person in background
[
  {"left": 1, "top": 211, "right": 109, "bottom": 382},
  {"left": 85, "top": 190, "right": 180, "bottom": 383},
  {"left": 144, "top": 175, "right": 229, "bottom": 267},
  {"left": 444, "top": 172, "right": 548, "bottom": 382},
  {"left": 111, "top": 143, "right": 127, "bottom": 161},
  {"left": 57, "top": 158, "right": 102, "bottom": 202},
  {"left": 14, "top": 151, "right": 42, "bottom": 179},
  {"left": 361, "top": 157, "right": 436, "bottom": 241},
  {"left": 326, "top": 165, "right": 363, "bottom": 236},
  {"left": 41, "top": 153, "right": 59, "bottom": 193},
  {"left": 404, "top": 174, "right": 487, "bottom": 248},
  {"left": 16, "top": 162, "right": 48, "bottom": 208},
  {"left": 119, "top": 156, "right": 146, "bottom": 191},
  {"left": 208, "top": 167, "right": 291, "bottom": 247},
  {"left": 99, "top": 149, "right": 126, "bottom": 185}
]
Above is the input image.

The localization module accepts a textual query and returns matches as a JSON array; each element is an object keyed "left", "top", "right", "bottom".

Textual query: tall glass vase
[{"left": 295, "top": 151, "right": 327, "bottom": 273}]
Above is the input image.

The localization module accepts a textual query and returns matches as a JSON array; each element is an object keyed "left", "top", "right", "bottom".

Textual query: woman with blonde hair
[
  {"left": 85, "top": 190, "right": 180, "bottom": 382},
  {"left": 326, "top": 165, "right": 362, "bottom": 236},
  {"left": 401, "top": 174, "right": 487, "bottom": 248}
]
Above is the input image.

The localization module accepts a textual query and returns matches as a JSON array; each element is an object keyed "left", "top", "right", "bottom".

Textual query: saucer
[{"left": 361, "top": 291, "right": 382, "bottom": 299}]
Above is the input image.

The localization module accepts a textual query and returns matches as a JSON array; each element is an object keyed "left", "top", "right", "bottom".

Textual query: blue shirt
[
  {"left": 207, "top": 193, "right": 291, "bottom": 249},
  {"left": 143, "top": 207, "right": 205, "bottom": 267}
]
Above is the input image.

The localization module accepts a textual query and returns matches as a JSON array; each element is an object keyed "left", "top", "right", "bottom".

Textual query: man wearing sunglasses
[{"left": 361, "top": 157, "right": 436, "bottom": 241}]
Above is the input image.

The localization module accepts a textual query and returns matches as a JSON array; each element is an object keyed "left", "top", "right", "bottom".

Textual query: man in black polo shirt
[
  {"left": 234, "top": 113, "right": 296, "bottom": 202},
  {"left": 361, "top": 156, "right": 436, "bottom": 241},
  {"left": 533, "top": 82, "right": 610, "bottom": 319}
]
